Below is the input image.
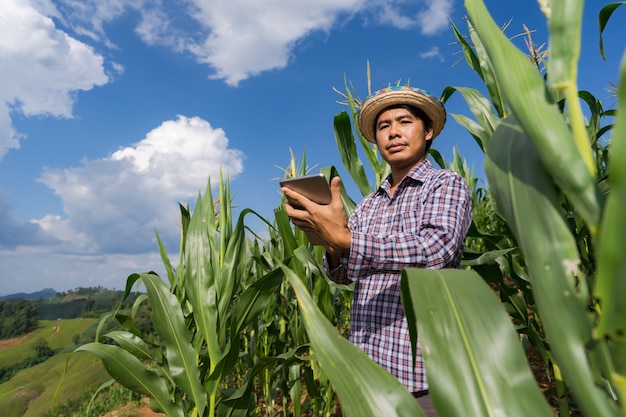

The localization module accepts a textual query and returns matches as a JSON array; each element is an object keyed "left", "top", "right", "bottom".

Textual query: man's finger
[
  {"left": 282, "top": 187, "right": 308, "bottom": 210},
  {"left": 330, "top": 176, "right": 342, "bottom": 201}
]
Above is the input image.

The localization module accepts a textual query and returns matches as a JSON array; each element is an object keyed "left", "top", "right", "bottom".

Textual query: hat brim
[{"left": 358, "top": 90, "right": 446, "bottom": 143}]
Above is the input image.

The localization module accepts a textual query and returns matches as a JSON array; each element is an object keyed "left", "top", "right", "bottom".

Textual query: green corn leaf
[
  {"left": 274, "top": 206, "right": 300, "bottom": 254},
  {"left": 461, "top": 248, "right": 514, "bottom": 267},
  {"left": 280, "top": 261, "right": 424, "bottom": 417},
  {"left": 231, "top": 267, "right": 284, "bottom": 333},
  {"left": 485, "top": 115, "right": 619, "bottom": 417},
  {"left": 219, "top": 346, "right": 309, "bottom": 417},
  {"left": 599, "top": 2, "right": 625, "bottom": 60},
  {"left": 428, "top": 148, "right": 447, "bottom": 169},
  {"left": 547, "top": 0, "right": 594, "bottom": 180},
  {"left": 342, "top": 80, "right": 382, "bottom": 175},
  {"left": 184, "top": 181, "right": 221, "bottom": 363},
  {"left": 449, "top": 113, "right": 490, "bottom": 152},
  {"left": 178, "top": 202, "right": 191, "bottom": 265},
  {"left": 465, "top": 0, "right": 603, "bottom": 232},
  {"left": 156, "top": 231, "right": 177, "bottom": 287},
  {"left": 547, "top": 0, "right": 583, "bottom": 87},
  {"left": 141, "top": 272, "right": 207, "bottom": 416},
  {"left": 217, "top": 208, "right": 248, "bottom": 329},
  {"left": 442, "top": 86, "right": 498, "bottom": 151},
  {"left": 320, "top": 165, "right": 357, "bottom": 217},
  {"left": 334, "top": 111, "right": 373, "bottom": 196},
  {"left": 466, "top": 19, "right": 506, "bottom": 117},
  {"left": 596, "top": 52, "right": 626, "bottom": 392},
  {"left": 451, "top": 20, "right": 483, "bottom": 78},
  {"left": 75, "top": 343, "right": 185, "bottom": 417},
  {"left": 400, "top": 268, "right": 553, "bottom": 417},
  {"left": 114, "top": 313, "right": 144, "bottom": 339},
  {"left": 104, "top": 330, "right": 153, "bottom": 361},
  {"left": 289, "top": 364, "right": 303, "bottom": 417}
]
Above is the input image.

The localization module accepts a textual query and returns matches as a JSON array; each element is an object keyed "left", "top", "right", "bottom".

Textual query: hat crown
[
  {"left": 357, "top": 84, "right": 447, "bottom": 143},
  {"left": 363, "top": 85, "right": 441, "bottom": 106}
]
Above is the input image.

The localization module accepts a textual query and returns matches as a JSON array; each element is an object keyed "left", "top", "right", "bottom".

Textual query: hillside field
[{"left": 0, "top": 318, "right": 111, "bottom": 417}]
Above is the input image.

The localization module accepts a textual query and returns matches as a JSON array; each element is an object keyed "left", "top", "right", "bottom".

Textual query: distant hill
[
  {"left": 0, "top": 288, "right": 57, "bottom": 301},
  {"left": 0, "top": 287, "right": 143, "bottom": 321}
]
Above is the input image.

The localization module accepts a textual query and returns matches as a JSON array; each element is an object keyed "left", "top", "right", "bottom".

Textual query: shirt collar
[{"left": 380, "top": 159, "right": 433, "bottom": 194}]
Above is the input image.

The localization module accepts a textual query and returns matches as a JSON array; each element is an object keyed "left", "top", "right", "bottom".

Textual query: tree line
[{"left": 0, "top": 299, "right": 39, "bottom": 339}]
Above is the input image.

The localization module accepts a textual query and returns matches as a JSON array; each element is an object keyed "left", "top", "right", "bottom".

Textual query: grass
[
  {"left": 0, "top": 318, "right": 110, "bottom": 417},
  {"left": 0, "top": 351, "right": 111, "bottom": 417},
  {"left": 0, "top": 318, "right": 96, "bottom": 366}
]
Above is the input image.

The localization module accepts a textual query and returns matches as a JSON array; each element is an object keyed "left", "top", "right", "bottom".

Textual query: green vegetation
[
  {"left": 0, "top": 299, "right": 39, "bottom": 339},
  {"left": 77, "top": 2, "right": 623, "bottom": 416},
  {"left": 0, "top": 287, "right": 143, "bottom": 332},
  {"left": 0, "top": 319, "right": 96, "bottom": 367},
  {"left": 0, "top": 318, "right": 110, "bottom": 417},
  {"left": 2, "top": 1, "right": 623, "bottom": 416},
  {"left": 0, "top": 305, "right": 155, "bottom": 416},
  {"left": 5, "top": 352, "right": 111, "bottom": 417},
  {"left": 41, "top": 383, "right": 142, "bottom": 417}
]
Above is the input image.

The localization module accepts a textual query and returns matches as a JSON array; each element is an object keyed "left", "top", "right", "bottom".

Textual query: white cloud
[
  {"left": 373, "top": 0, "right": 453, "bottom": 33},
  {"left": 0, "top": 189, "right": 59, "bottom": 249},
  {"left": 420, "top": 46, "right": 444, "bottom": 62},
  {"left": 417, "top": 0, "right": 454, "bottom": 35},
  {"left": 0, "top": 0, "right": 455, "bottom": 159},
  {"left": 37, "top": 115, "right": 243, "bottom": 253},
  {"left": 54, "top": 0, "right": 454, "bottom": 86},
  {"left": 6, "top": 0, "right": 454, "bottom": 98},
  {"left": 0, "top": 0, "right": 109, "bottom": 160},
  {"left": 183, "top": 0, "right": 364, "bottom": 86},
  {"left": 0, "top": 248, "right": 165, "bottom": 295}
]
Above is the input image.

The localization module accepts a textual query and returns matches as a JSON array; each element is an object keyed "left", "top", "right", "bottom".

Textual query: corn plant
[
  {"left": 68, "top": 2, "right": 625, "bottom": 416},
  {"left": 402, "top": 0, "right": 624, "bottom": 415},
  {"left": 75, "top": 173, "right": 293, "bottom": 417},
  {"left": 277, "top": 1, "right": 625, "bottom": 417}
]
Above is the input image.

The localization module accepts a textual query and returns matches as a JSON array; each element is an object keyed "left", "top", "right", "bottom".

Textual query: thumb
[{"left": 330, "top": 176, "right": 343, "bottom": 202}]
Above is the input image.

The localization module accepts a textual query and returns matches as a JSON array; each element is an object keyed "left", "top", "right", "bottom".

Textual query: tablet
[
  {"left": 279, "top": 173, "right": 331, "bottom": 207},
  {"left": 280, "top": 174, "right": 332, "bottom": 245}
]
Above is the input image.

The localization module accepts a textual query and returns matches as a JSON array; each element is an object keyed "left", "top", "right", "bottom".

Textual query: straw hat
[{"left": 357, "top": 85, "right": 447, "bottom": 143}]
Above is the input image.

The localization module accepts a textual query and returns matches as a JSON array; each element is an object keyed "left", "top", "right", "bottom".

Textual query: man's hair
[{"left": 374, "top": 104, "right": 435, "bottom": 151}]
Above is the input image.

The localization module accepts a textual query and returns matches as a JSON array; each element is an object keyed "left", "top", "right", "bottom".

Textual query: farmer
[{"left": 282, "top": 84, "right": 472, "bottom": 416}]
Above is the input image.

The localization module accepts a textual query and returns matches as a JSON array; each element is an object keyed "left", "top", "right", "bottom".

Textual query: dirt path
[
  {"left": 0, "top": 333, "right": 34, "bottom": 351},
  {"left": 0, "top": 324, "right": 59, "bottom": 351}
]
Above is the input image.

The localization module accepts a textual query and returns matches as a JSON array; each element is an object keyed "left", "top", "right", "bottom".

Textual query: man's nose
[{"left": 388, "top": 122, "right": 401, "bottom": 138}]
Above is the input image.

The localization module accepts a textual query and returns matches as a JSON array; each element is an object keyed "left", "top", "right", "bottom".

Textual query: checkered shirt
[{"left": 325, "top": 159, "right": 472, "bottom": 392}]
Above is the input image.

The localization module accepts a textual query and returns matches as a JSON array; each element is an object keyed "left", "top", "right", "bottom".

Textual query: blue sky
[{"left": 0, "top": 0, "right": 623, "bottom": 295}]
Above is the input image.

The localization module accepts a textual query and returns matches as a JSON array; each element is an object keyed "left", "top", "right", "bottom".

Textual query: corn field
[{"left": 74, "top": 1, "right": 625, "bottom": 416}]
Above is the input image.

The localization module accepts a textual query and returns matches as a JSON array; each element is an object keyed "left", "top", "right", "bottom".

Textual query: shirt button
[
  {"left": 368, "top": 291, "right": 375, "bottom": 298},
  {"left": 364, "top": 324, "right": 371, "bottom": 332}
]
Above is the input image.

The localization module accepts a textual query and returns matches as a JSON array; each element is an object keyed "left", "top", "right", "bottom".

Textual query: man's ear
[{"left": 425, "top": 128, "right": 434, "bottom": 141}]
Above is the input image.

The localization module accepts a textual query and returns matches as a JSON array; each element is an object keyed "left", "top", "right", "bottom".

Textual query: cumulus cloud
[
  {"left": 420, "top": 46, "right": 444, "bottom": 62},
  {"left": 373, "top": 0, "right": 454, "bottom": 34},
  {"left": 183, "top": 0, "right": 363, "bottom": 85},
  {"left": 37, "top": 115, "right": 243, "bottom": 254},
  {"left": 0, "top": 248, "right": 165, "bottom": 295},
  {"left": 417, "top": 0, "right": 454, "bottom": 35},
  {"left": 45, "top": 0, "right": 453, "bottom": 87},
  {"left": 0, "top": 0, "right": 110, "bottom": 160},
  {"left": 0, "top": 0, "right": 455, "bottom": 158},
  {"left": 0, "top": 189, "right": 60, "bottom": 249}
]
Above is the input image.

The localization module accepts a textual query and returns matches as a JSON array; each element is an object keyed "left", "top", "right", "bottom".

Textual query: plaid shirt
[{"left": 325, "top": 159, "right": 472, "bottom": 392}]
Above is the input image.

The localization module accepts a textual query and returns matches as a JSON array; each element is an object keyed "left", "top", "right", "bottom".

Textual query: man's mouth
[{"left": 386, "top": 142, "right": 406, "bottom": 152}]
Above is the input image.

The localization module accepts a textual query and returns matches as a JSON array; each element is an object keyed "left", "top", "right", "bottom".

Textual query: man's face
[{"left": 374, "top": 107, "right": 433, "bottom": 172}]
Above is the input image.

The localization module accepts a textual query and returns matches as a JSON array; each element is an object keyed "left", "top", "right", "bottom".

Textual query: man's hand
[{"left": 282, "top": 176, "right": 351, "bottom": 253}]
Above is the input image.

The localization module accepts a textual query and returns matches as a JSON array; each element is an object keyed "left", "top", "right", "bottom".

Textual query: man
[{"left": 282, "top": 85, "right": 472, "bottom": 416}]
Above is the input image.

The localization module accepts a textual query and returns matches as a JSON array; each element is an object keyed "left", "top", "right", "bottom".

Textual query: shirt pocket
[{"left": 400, "top": 210, "right": 422, "bottom": 234}]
